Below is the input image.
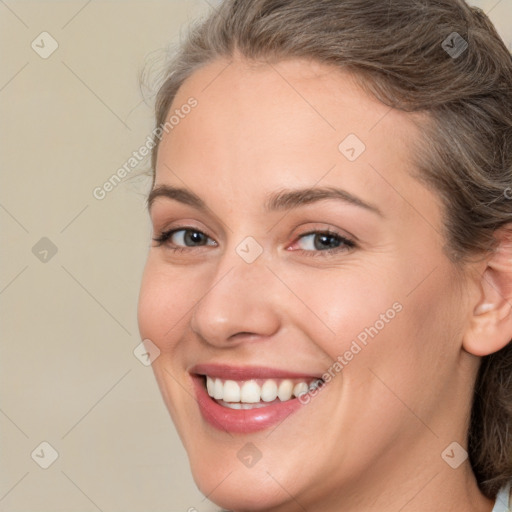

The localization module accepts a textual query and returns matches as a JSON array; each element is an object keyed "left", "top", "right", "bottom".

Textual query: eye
[
  {"left": 291, "top": 229, "right": 356, "bottom": 256},
  {"left": 153, "top": 227, "right": 356, "bottom": 256},
  {"left": 153, "top": 228, "right": 217, "bottom": 251}
]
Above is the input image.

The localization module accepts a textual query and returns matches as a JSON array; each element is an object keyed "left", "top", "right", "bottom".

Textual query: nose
[{"left": 189, "top": 251, "right": 282, "bottom": 347}]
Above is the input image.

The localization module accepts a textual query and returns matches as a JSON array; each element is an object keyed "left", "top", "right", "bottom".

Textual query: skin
[{"left": 137, "top": 55, "right": 511, "bottom": 511}]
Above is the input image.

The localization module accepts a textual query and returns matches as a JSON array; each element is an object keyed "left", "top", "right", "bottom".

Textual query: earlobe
[
  {"left": 462, "top": 226, "right": 512, "bottom": 357},
  {"left": 473, "top": 302, "right": 494, "bottom": 315}
]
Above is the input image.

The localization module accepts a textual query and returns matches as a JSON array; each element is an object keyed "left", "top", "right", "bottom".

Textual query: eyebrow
[{"left": 148, "top": 184, "right": 383, "bottom": 216}]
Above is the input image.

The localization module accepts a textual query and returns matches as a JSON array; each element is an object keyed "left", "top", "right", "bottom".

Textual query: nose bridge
[{"left": 190, "top": 241, "right": 281, "bottom": 345}]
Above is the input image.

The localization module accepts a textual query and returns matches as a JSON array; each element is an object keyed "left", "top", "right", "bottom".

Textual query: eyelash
[{"left": 152, "top": 227, "right": 357, "bottom": 257}]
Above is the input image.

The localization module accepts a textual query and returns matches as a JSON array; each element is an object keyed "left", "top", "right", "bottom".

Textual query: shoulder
[{"left": 492, "top": 481, "right": 512, "bottom": 512}]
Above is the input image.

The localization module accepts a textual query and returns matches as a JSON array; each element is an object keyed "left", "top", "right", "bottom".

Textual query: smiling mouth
[
  {"left": 189, "top": 365, "right": 326, "bottom": 433},
  {"left": 203, "top": 375, "right": 323, "bottom": 409}
]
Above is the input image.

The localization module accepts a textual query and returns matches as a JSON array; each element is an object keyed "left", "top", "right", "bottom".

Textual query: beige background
[{"left": 1, "top": 1, "right": 510, "bottom": 511}]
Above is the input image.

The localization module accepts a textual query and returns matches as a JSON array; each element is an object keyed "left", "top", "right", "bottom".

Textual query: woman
[{"left": 137, "top": 0, "right": 512, "bottom": 510}]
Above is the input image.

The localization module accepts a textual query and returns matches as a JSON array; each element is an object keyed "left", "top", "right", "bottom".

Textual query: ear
[{"left": 463, "top": 225, "right": 512, "bottom": 357}]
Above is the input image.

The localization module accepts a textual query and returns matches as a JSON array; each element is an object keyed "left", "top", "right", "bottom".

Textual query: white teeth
[
  {"left": 213, "top": 378, "right": 223, "bottom": 400},
  {"left": 206, "top": 377, "right": 215, "bottom": 397},
  {"left": 205, "top": 376, "right": 322, "bottom": 404},
  {"left": 240, "top": 381, "right": 261, "bottom": 403},
  {"left": 218, "top": 400, "right": 269, "bottom": 410},
  {"left": 293, "top": 382, "right": 309, "bottom": 397},
  {"left": 223, "top": 380, "right": 240, "bottom": 402},
  {"left": 277, "top": 379, "right": 294, "bottom": 401},
  {"left": 261, "top": 380, "right": 278, "bottom": 402}
]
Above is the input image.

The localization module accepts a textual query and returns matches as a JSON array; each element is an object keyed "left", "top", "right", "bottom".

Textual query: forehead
[
  {"left": 169, "top": 56, "right": 415, "bottom": 127},
  {"left": 154, "top": 56, "right": 437, "bottom": 222},
  {"left": 165, "top": 57, "right": 408, "bottom": 149}
]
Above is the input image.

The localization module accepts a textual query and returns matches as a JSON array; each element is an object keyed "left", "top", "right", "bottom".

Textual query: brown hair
[{"left": 148, "top": 0, "right": 512, "bottom": 498}]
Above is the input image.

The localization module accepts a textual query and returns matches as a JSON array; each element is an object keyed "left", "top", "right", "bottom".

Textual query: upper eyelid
[{"left": 149, "top": 206, "right": 228, "bottom": 237}]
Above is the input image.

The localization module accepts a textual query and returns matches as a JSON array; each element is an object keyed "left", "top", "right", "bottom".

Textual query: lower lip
[{"left": 191, "top": 375, "right": 305, "bottom": 434}]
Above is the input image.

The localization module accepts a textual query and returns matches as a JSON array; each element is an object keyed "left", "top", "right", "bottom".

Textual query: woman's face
[{"left": 138, "top": 57, "right": 476, "bottom": 510}]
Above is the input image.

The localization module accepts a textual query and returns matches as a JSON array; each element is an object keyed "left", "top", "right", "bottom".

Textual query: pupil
[
  {"left": 316, "top": 234, "right": 338, "bottom": 250},
  {"left": 187, "top": 231, "right": 204, "bottom": 245}
]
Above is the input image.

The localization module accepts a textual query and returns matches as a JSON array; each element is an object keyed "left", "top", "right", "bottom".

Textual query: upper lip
[{"left": 189, "top": 363, "right": 324, "bottom": 381}]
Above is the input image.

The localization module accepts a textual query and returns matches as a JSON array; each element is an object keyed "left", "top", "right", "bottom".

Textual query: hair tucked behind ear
[
  {"left": 147, "top": 0, "right": 512, "bottom": 497},
  {"left": 469, "top": 343, "right": 512, "bottom": 495}
]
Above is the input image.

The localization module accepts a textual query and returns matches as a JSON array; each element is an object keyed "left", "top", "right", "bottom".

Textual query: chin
[{"left": 191, "top": 466, "right": 290, "bottom": 512}]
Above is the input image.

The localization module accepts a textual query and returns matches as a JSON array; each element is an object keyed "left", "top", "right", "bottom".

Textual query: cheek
[
  {"left": 137, "top": 258, "right": 196, "bottom": 352},
  {"left": 290, "top": 257, "right": 461, "bottom": 408},
  {"left": 282, "top": 264, "right": 401, "bottom": 362},
  {"left": 334, "top": 261, "right": 464, "bottom": 421}
]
